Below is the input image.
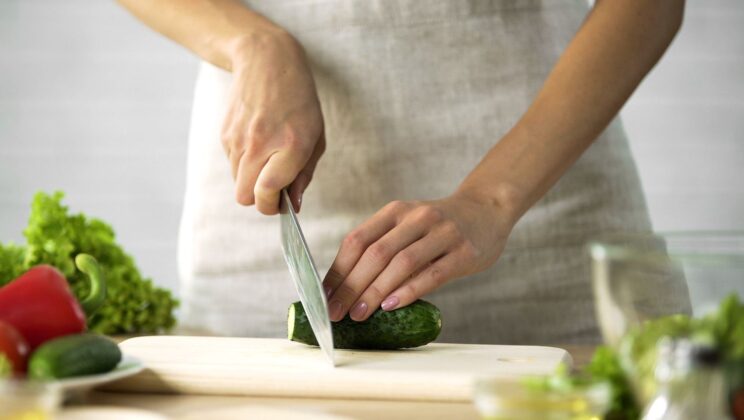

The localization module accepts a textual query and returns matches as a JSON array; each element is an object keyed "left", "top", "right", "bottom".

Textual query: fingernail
[
  {"left": 324, "top": 285, "right": 332, "bottom": 298},
  {"left": 329, "top": 300, "right": 343, "bottom": 321},
  {"left": 350, "top": 302, "right": 368, "bottom": 321},
  {"left": 298, "top": 192, "right": 303, "bottom": 210},
  {"left": 381, "top": 296, "right": 400, "bottom": 311}
]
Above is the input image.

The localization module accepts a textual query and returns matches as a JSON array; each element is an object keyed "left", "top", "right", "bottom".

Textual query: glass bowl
[
  {"left": 473, "top": 376, "right": 610, "bottom": 420},
  {"left": 0, "top": 379, "right": 61, "bottom": 420},
  {"left": 589, "top": 231, "right": 744, "bottom": 347}
]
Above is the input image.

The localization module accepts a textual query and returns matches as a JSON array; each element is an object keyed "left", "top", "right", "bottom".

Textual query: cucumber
[
  {"left": 288, "top": 299, "right": 442, "bottom": 350},
  {"left": 28, "top": 333, "right": 121, "bottom": 380}
]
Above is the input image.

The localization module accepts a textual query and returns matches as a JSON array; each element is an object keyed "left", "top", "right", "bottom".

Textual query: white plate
[
  {"left": 51, "top": 355, "right": 144, "bottom": 398},
  {"left": 59, "top": 406, "right": 168, "bottom": 420}
]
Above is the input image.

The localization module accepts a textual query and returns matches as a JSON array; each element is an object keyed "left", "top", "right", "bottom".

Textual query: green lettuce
[{"left": 0, "top": 191, "right": 178, "bottom": 334}]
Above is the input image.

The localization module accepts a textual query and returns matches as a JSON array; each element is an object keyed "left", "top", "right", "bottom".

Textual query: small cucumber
[
  {"left": 28, "top": 333, "right": 121, "bottom": 379},
  {"left": 288, "top": 299, "right": 442, "bottom": 350}
]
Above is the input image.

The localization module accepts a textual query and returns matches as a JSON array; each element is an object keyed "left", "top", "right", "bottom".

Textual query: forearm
[
  {"left": 116, "top": 0, "right": 286, "bottom": 70},
  {"left": 459, "top": 0, "right": 684, "bottom": 223}
]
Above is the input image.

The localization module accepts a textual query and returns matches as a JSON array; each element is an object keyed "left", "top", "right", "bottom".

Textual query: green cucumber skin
[
  {"left": 28, "top": 333, "right": 122, "bottom": 380},
  {"left": 289, "top": 300, "right": 442, "bottom": 350}
]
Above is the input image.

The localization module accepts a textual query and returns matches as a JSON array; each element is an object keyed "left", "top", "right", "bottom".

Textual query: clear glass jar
[
  {"left": 473, "top": 377, "right": 610, "bottom": 420},
  {"left": 641, "top": 338, "right": 730, "bottom": 420},
  {"left": 589, "top": 232, "right": 744, "bottom": 412},
  {"left": 589, "top": 232, "right": 744, "bottom": 347},
  {"left": 0, "top": 379, "right": 61, "bottom": 420}
]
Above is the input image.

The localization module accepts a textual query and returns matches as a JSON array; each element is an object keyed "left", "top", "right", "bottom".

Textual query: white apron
[{"left": 178, "top": 0, "right": 690, "bottom": 344}]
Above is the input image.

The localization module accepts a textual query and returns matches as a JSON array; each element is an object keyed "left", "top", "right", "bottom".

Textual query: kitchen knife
[{"left": 279, "top": 189, "right": 335, "bottom": 366}]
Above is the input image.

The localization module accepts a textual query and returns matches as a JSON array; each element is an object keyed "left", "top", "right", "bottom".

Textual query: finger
[
  {"left": 349, "top": 227, "right": 454, "bottom": 321},
  {"left": 322, "top": 201, "right": 407, "bottom": 299},
  {"left": 382, "top": 248, "right": 465, "bottom": 311},
  {"left": 235, "top": 148, "right": 269, "bottom": 206},
  {"left": 229, "top": 148, "right": 243, "bottom": 181},
  {"left": 220, "top": 102, "right": 244, "bottom": 178},
  {"left": 254, "top": 147, "right": 312, "bottom": 215},
  {"left": 288, "top": 171, "right": 311, "bottom": 213},
  {"left": 289, "top": 132, "right": 325, "bottom": 212},
  {"left": 328, "top": 218, "right": 428, "bottom": 321}
]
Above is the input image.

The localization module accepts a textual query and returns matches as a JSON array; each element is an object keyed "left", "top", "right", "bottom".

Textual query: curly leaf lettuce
[
  {"left": 0, "top": 242, "right": 26, "bottom": 286},
  {"left": 1, "top": 191, "right": 178, "bottom": 334}
]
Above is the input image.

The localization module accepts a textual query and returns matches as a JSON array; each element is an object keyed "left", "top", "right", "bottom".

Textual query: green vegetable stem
[{"left": 75, "top": 253, "right": 107, "bottom": 316}]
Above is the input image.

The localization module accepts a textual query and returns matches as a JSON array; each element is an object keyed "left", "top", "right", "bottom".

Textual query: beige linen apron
[{"left": 178, "top": 0, "right": 690, "bottom": 344}]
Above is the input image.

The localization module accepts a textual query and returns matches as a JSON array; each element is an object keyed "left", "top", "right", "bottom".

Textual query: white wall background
[
  {"left": 1, "top": 1, "right": 743, "bottom": 296},
  {"left": 622, "top": 1, "right": 744, "bottom": 232}
]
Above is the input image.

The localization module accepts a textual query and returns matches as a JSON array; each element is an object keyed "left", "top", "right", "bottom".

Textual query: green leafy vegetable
[
  {"left": 524, "top": 348, "right": 639, "bottom": 420},
  {"left": 585, "top": 347, "right": 639, "bottom": 420},
  {"left": 708, "top": 294, "right": 744, "bottom": 360},
  {"left": 0, "top": 191, "right": 178, "bottom": 334},
  {"left": 620, "top": 294, "right": 744, "bottom": 406},
  {"left": 619, "top": 313, "right": 696, "bottom": 404},
  {"left": 0, "top": 242, "right": 25, "bottom": 286},
  {"left": 530, "top": 294, "right": 744, "bottom": 419}
]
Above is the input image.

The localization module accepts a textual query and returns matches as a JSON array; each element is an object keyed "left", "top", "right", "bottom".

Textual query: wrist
[
  {"left": 454, "top": 180, "right": 527, "bottom": 229},
  {"left": 227, "top": 27, "right": 300, "bottom": 71}
]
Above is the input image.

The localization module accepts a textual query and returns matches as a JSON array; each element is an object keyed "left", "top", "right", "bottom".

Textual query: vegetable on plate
[
  {"left": 28, "top": 333, "right": 122, "bottom": 380},
  {"left": 0, "top": 320, "right": 30, "bottom": 375},
  {"left": 0, "top": 254, "right": 105, "bottom": 350}
]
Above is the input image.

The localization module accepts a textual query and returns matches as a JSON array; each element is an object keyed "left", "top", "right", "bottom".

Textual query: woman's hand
[
  {"left": 221, "top": 30, "right": 325, "bottom": 214},
  {"left": 322, "top": 190, "right": 516, "bottom": 322}
]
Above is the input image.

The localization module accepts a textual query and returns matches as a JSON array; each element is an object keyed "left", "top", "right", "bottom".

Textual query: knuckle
[
  {"left": 402, "top": 282, "right": 419, "bottom": 299},
  {"left": 384, "top": 200, "right": 407, "bottom": 215},
  {"left": 395, "top": 251, "right": 418, "bottom": 272},
  {"left": 429, "top": 264, "right": 446, "bottom": 285},
  {"left": 247, "top": 116, "right": 271, "bottom": 142},
  {"left": 415, "top": 205, "right": 442, "bottom": 223},
  {"left": 461, "top": 241, "right": 481, "bottom": 260},
  {"left": 440, "top": 220, "right": 461, "bottom": 238},
  {"left": 333, "top": 282, "right": 359, "bottom": 303},
  {"left": 324, "top": 268, "right": 344, "bottom": 287},
  {"left": 243, "top": 137, "right": 262, "bottom": 158},
  {"left": 220, "top": 133, "right": 230, "bottom": 148},
  {"left": 220, "top": 131, "right": 239, "bottom": 150},
  {"left": 283, "top": 131, "right": 309, "bottom": 153},
  {"left": 343, "top": 230, "right": 367, "bottom": 251},
  {"left": 366, "top": 242, "right": 391, "bottom": 263},
  {"left": 363, "top": 284, "right": 385, "bottom": 302},
  {"left": 256, "top": 175, "right": 281, "bottom": 193}
]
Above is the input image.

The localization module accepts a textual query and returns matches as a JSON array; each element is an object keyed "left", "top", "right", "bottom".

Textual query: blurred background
[{"left": 1, "top": 0, "right": 742, "bottom": 296}]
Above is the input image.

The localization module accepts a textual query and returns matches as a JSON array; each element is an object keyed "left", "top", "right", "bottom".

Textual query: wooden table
[{"left": 61, "top": 345, "right": 595, "bottom": 419}]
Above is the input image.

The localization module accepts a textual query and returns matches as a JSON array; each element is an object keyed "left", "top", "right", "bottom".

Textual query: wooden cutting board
[{"left": 108, "top": 336, "right": 571, "bottom": 402}]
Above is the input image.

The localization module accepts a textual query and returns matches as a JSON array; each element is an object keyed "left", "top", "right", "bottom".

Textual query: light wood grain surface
[
  {"left": 61, "top": 341, "right": 595, "bottom": 419},
  {"left": 73, "top": 392, "right": 479, "bottom": 420},
  {"left": 107, "top": 336, "right": 570, "bottom": 402}
]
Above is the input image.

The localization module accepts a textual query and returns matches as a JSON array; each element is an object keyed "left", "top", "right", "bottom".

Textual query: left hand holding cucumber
[{"left": 322, "top": 189, "right": 516, "bottom": 322}]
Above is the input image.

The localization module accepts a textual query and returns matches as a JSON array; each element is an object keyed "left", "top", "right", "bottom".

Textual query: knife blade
[{"left": 279, "top": 189, "right": 335, "bottom": 366}]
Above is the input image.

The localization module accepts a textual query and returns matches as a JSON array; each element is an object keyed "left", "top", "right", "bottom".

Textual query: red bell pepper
[
  {"left": 0, "top": 319, "right": 29, "bottom": 375},
  {"left": 0, "top": 254, "right": 105, "bottom": 350}
]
